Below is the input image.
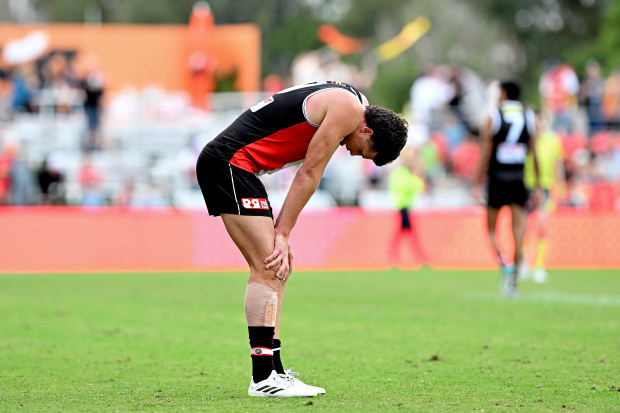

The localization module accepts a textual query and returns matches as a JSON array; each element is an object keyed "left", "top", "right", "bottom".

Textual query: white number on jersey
[{"left": 496, "top": 111, "right": 527, "bottom": 164}]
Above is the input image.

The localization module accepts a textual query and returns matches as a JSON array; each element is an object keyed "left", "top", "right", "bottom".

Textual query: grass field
[{"left": 0, "top": 269, "right": 618, "bottom": 412}]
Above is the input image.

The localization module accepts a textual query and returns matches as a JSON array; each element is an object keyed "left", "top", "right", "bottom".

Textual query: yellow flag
[{"left": 376, "top": 16, "right": 431, "bottom": 62}]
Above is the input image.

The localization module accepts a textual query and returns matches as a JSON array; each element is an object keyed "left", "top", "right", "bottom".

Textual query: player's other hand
[{"left": 265, "top": 233, "right": 292, "bottom": 281}]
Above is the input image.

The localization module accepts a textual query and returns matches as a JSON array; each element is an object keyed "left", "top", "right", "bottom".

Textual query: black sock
[
  {"left": 273, "top": 338, "right": 285, "bottom": 374},
  {"left": 248, "top": 326, "right": 275, "bottom": 383}
]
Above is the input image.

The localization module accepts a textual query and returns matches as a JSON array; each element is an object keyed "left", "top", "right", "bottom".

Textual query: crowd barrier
[{"left": 0, "top": 207, "right": 618, "bottom": 274}]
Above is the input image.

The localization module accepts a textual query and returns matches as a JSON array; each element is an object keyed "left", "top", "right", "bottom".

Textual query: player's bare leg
[
  {"left": 220, "top": 214, "right": 317, "bottom": 397},
  {"left": 486, "top": 207, "right": 505, "bottom": 267},
  {"left": 487, "top": 206, "right": 514, "bottom": 297},
  {"left": 221, "top": 214, "right": 280, "bottom": 288},
  {"left": 274, "top": 270, "right": 287, "bottom": 339},
  {"left": 270, "top": 249, "right": 325, "bottom": 394},
  {"left": 272, "top": 277, "right": 287, "bottom": 374},
  {"left": 509, "top": 204, "right": 528, "bottom": 289}
]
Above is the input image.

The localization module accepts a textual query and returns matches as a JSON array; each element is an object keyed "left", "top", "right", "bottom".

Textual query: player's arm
[
  {"left": 472, "top": 115, "right": 493, "bottom": 203},
  {"left": 265, "top": 92, "right": 363, "bottom": 278}
]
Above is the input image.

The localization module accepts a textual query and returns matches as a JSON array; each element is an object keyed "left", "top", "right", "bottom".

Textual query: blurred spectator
[
  {"left": 291, "top": 49, "right": 356, "bottom": 87},
  {"left": 78, "top": 154, "right": 106, "bottom": 206},
  {"left": 115, "top": 176, "right": 137, "bottom": 207},
  {"left": 1, "top": 51, "right": 619, "bottom": 212},
  {"left": 37, "top": 151, "right": 66, "bottom": 205},
  {"left": 40, "top": 53, "right": 77, "bottom": 114},
  {"left": 446, "top": 63, "right": 484, "bottom": 137},
  {"left": 176, "top": 134, "right": 203, "bottom": 190},
  {"left": 77, "top": 54, "right": 105, "bottom": 151},
  {"left": 442, "top": 111, "right": 467, "bottom": 152},
  {"left": 321, "top": 147, "right": 366, "bottom": 206},
  {"left": 262, "top": 74, "right": 286, "bottom": 94},
  {"left": 8, "top": 141, "right": 38, "bottom": 205},
  {"left": 10, "top": 63, "right": 39, "bottom": 113},
  {"left": 0, "top": 67, "right": 11, "bottom": 119},
  {"left": 447, "top": 64, "right": 465, "bottom": 118},
  {"left": 388, "top": 147, "right": 428, "bottom": 267},
  {"left": 539, "top": 60, "right": 580, "bottom": 133},
  {"left": 409, "top": 65, "right": 454, "bottom": 143},
  {"left": 450, "top": 133, "right": 481, "bottom": 182},
  {"left": 418, "top": 135, "right": 444, "bottom": 193},
  {"left": 590, "top": 132, "right": 620, "bottom": 182},
  {"left": 588, "top": 134, "right": 620, "bottom": 210},
  {"left": 0, "top": 143, "right": 12, "bottom": 204},
  {"left": 579, "top": 59, "right": 605, "bottom": 135},
  {"left": 140, "top": 179, "right": 167, "bottom": 207},
  {"left": 588, "top": 178, "right": 616, "bottom": 211},
  {"left": 602, "top": 68, "right": 620, "bottom": 130},
  {"left": 567, "top": 149, "right": 591, "bottom": 207}
]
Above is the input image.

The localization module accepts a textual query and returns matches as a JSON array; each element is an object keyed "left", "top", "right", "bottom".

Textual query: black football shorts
[
  {"left": 196, "top": 151, "right": 273, "bottom": 218},
  {"left": 486, "top": 178, "right": 528, "bottom": 208}
]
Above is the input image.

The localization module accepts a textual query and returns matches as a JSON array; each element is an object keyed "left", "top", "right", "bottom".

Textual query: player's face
[{"left": 341, "top": 124, "right": 378, "bottom": 161}]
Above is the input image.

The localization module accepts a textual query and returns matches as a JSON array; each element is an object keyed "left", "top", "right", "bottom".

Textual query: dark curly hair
[{"left": 365, "top": 105, "right": 408, "bottom": 166}]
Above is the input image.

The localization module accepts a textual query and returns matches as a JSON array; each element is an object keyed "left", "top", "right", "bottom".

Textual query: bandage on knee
[{"left": 244, "top": 282, "right": 278, "bottom": 327}]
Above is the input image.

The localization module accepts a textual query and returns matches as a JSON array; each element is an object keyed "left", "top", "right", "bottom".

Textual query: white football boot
[
  {"left": 248, "top": 370, "right": 318, "bottom": 397},
  {"left": 532, "top": 268, "right": 549, "bottom": 284},
  {"left": 279, "top": 368, "right": 326, "bottom": 395}
]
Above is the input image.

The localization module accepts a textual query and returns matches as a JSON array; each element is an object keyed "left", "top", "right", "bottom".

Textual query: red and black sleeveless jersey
[
  {"left": 203, "top": 81, "right": 365, "bottom": 175},
  {"left": 488, "top": 101, "right": 536, "bottom": 181}
]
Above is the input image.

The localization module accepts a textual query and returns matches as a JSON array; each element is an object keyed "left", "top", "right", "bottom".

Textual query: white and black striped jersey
[{"left": 487, "top": 100, "right": 536, "bottom": 181}]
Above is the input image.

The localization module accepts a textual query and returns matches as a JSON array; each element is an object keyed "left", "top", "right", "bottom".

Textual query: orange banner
[{"left": 0, "top": 207, "right": 618, "bottom": 274}]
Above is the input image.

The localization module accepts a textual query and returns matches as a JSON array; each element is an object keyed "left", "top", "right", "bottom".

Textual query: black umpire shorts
[
  {"left": 196, "top": 151, "right": 273, "bottom": 218},
  {"left": 486, "top": 179, "right": 528, "bottom": 208}
]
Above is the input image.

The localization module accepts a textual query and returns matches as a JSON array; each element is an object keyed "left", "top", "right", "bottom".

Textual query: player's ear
[{"left": 361, "top": 126, "right": 373, "bottom": 136}]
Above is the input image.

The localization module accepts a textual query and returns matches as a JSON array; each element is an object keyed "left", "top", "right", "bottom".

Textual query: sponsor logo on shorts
[{"left": 241, "top": 198, "right": 269, "bottom": 210}]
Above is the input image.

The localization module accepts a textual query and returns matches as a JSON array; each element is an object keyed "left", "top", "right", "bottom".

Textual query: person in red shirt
[
  {"left": 196, "top": 81, "right": 408, "bottom": 397},
  {"left": 0, "top": 145, "right": 13, "bottom": 205}
]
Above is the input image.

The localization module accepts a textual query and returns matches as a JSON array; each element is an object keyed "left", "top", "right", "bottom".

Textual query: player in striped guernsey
[
  {"left": 473, "top": 80, "right": 540, "bottom": 299},
  {"left": 196, "top": 81, "right": 408, "bottom": 397}
]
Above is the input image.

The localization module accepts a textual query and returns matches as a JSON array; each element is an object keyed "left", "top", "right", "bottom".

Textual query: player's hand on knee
[
  {"left": 265, "top": 233, "right": 290, "bottom": 280},
  {"left": 273, "top": 249, "right": 294, "bottom": 282}
]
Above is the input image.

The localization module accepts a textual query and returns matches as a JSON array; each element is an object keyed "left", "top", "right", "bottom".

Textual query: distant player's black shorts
[
  {"left": 486, "top": 179, "right": 528, "bottom": 208},
  {"left": 399, "top": 208, "right": 411, "bottom": 230},
  {"left": 196, "top": 151, "right": 273, "bottom": 218}
]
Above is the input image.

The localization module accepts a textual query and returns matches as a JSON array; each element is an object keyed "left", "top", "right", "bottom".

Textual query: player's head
[
  {"left": 500, "top": 80, "right": 521, "bottom": 101},
  {"left": 364, "top": 105, "right": 408, "bottom": 166}
]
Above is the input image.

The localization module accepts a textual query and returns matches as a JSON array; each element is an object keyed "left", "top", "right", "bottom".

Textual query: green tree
[
  {"left": 595, "top": 0, "right": 620, "bottom": 72},
  {"left": 25, "top": 0, "right": 612, "bottom": 110}
]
